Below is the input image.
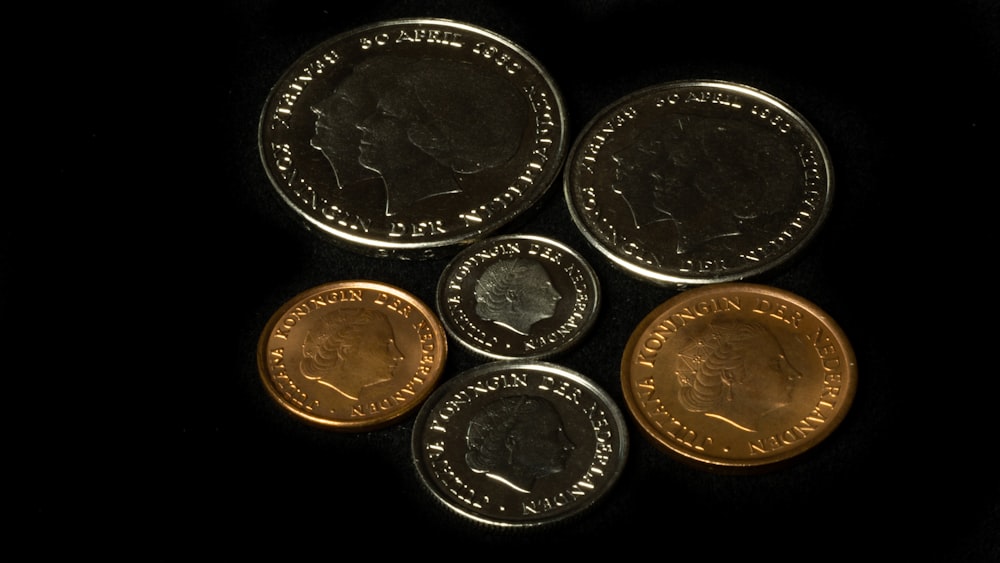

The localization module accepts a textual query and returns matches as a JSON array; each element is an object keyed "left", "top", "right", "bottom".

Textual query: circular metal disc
[
  {"left": 620, "top": 283, "right": 857, "bottom": 470},
  {"left": 435, "top": 234, "right": 601, "bottom": 360},
  {"left": 411, "top": 361, "right": 629, "bottom": 527},
  {"left": 564, "top": 80, "right": 834, "bottom": 286},
  {"left": 259, "top": 18, "right": 568, "bottom": 259},
  {"left": 257, "top": 280, "right": 448, "bottom": 430}
]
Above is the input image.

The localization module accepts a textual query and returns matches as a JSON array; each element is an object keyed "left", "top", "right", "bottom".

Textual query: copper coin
[
  {"left": 257, "top": 280, "right": 448, "bottom": 430},
  {"left": 621, "top": 283, "right": 856, "bottom": 470}
]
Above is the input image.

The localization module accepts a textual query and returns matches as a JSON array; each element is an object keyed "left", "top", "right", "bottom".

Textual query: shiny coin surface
[
  {"left": 564, "top": 80, "right": 833, "bottom": 286},
  {"left": 412, "top": 361, "right": 629, "bottom": 527},
  {"left": 257, "top": 280, "right": 447, "bottom": 430},
  {"left": 435, "top": 234, "right": 601, "bottom": 360},
  {"left": 259, "top": 18, "right": 568, "bottom": 259},
  {"left": 621, "top": 283, "right": 856, "bottom": 470}
]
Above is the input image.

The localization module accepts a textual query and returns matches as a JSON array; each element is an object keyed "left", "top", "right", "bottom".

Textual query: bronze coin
[
  {"left": 257, "top": 280, "right": 448, "bottom": 430},
  {"left": 620, "top": 283, "right": 856, "bottom": 470}
]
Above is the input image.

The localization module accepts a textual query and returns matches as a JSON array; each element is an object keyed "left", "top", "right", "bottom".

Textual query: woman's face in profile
[
  {"left": 740, "top": 333, "right": 801, "bottom": 408},
  {"left": 611, "top": 143, "right": 686, "bottom": 224},
  {"left": 312, "top": 92, "right": 361, "bottom": 155},
  {"left": 610, "top": 153, "right": 645, "bottom": 203},
  {"left": 510, "top": 406, "right": 574, "bottom": 477},
  {"left": 518, "top": 265, "right": 561, "bottom": 318},
  {"left": 357, "top": 91, "right": 426, "bottom": 173},
  {"left": 310, "top": 75, "right": 380, "bottom": 187},
  {"left": 344, "top": 317, "right": 404, "bottom": 385}
]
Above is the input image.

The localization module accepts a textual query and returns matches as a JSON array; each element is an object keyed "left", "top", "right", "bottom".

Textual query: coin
[
  {"left": 620, "top": 283, "right": 856, "bottom": 470},
  {"left": 564, "top": 80, "right": 834, "bottom": 286},
  {"left": 435, "top": 234, "right": 601, "bottom": 360},
  {"left": 259, "top": 18, "right": 569, "bottom": 259},
  {"left": 411, "top": 361, "right": 629, "bottom": 527},
  {"left": 257, "top": 280, "right": 448, "bottom": 430}
]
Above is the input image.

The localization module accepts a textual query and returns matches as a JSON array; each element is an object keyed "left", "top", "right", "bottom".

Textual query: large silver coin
[
  {"left": 411, "top": 361, "right": 629, "bottom": 528},
  {"left": 564, "top": 80, "right": 833, "bottom": 286},
  {"left": 435, "top": 234, "right": 601, "bottom": 360},
  {"left": 259, "top": 18, "right": 568, "bottom": 259}
]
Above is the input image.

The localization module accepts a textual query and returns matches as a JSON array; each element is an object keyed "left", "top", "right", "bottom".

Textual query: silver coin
[
  {"left": 259, "top": 18, "right": 568, "bottom": 259},
  {"left": 435, "top": 234, "right": 600, "bottom": 360},
  {"left": 564, "top": 80, "right": 834, "bottom": 286},
  {"left": 411, "top": 361, "right": 629, "bottom": 528}
]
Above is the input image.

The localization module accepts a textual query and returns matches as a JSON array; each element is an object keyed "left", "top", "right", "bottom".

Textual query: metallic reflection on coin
[
  {"left": 257, "top": 280, "right": 447, "bottom": 430},
  {"left": 564, "top": 80, "right": 833, "bottom": 286},
  {"left": 412, "top": 361, "right": 629, "bottom": 527},
  {"left": 621, "top": 283, "right": 856, "bottom": 470},
  {"left": 259, "top": 18, "right": 568, "bottom": 259},
  {"left": 435, "top": 234, "right": 601, "bottom": 360}
]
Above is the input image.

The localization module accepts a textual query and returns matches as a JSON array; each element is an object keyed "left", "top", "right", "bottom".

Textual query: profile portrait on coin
[
  {"left": 310, "top": 57, "right": 399, "bottom": 189},
  {"left": 610, "top": 116, "right": 798, "bottom": 254},
  {"left": 465, "top": 395, "right": 575, "bottom": 493},
  {"left": 676, "top": 320, "right": 803, "bottom": 432},
  {"left": 349, "top": 56, "right": 527, "bottom": 216},
  {"left": 474, "top": 258, "right": 562, "bottom": 336},
  {"left": 299, "top": 308, "right": 404, "bottom": 401}
]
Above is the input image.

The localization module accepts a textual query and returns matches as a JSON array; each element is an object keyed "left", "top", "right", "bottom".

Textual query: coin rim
[
  {"left": 257, "top": 279, "right": 448, "bottom": 431},
  {"left": 411, "top": 360, "right": 630, "bottom": 527},
  {"left": 434, "top": 233, "right": 602, "bottom": 360},
  {"left": 619, "top": 282, "right": 857, "bottom": 470},
  {"left": 258, "top": 17, "right": 570, "bottom": 257},
  {"left": 563, "top": 79, "right": 835, "bottom": 286}
]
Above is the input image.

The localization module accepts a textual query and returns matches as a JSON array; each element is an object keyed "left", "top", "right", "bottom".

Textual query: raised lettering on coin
[
  {"left": 258, "top": 280, "right": 448, "bottom": 430},
  {"left": 620, "top": 283, "right": 856, "bottom": 470},
  {"left": 436, "top": 234, "right": 601, "bottom": 359},
  {"left": 564, "top": 80, "right": 833, "bottom": 286},
  {"left": 259, "top": 18, "right": 568, "bottom": 258},
  {"left": 412, "top": 361, "right": 628, "bottom": 527}
]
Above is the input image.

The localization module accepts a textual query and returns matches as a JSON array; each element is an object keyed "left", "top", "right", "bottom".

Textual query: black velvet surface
[{"left": 31, "top": 1, "right": 997, "bottom": 557}]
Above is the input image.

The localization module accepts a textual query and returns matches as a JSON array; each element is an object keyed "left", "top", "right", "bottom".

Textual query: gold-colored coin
[
  {"left": 257, "top": 280, "right": 448, "bottom": 431},
  {"left": 621, "top": 283, "right": 856, "bottom": 470}
]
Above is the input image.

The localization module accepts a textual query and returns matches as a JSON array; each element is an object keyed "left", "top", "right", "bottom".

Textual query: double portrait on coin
[
  {"left": 260, "top": 18, "right": 568, "bottom": 258},
  {"left": 565, "top": 80, "right": 834, "bottom": 286}
]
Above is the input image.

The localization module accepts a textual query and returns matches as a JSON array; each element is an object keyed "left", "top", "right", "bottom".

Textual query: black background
[{"left": 29, "top": 0, "right": 997, "bottom": 557}]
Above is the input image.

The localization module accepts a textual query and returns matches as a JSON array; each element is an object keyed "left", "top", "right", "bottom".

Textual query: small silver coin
[
  {"left": 411, "top": 361, "right": 629, "bottom": 528},
  {"left": 259, "top": 18, "right": 568, "bottom": 259},
  {"left": 435, "top": 234, "right": 601, "bottom": 360},
  {"left": 564, "top": 79, "right": 834, "bottom": 286}
]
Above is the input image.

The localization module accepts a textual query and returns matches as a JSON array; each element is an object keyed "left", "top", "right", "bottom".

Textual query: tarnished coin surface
[
  {"left": 435, "top": 234, "right": 601, "bottom": 360},
  {"left": 257, "top": 280, "right": 447, "bottom": 430},
  {"left": 564, "top": 80, "right": 833, "bottom": 286},
  {"left": 259, "top": 18, "right": 568, "bottom": 259},
  {"left": 621, "top": 283, "right": 856, "bottom": 470},
  {"left": 412, "top": 361, "right": 629, "bottom": 527}
]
